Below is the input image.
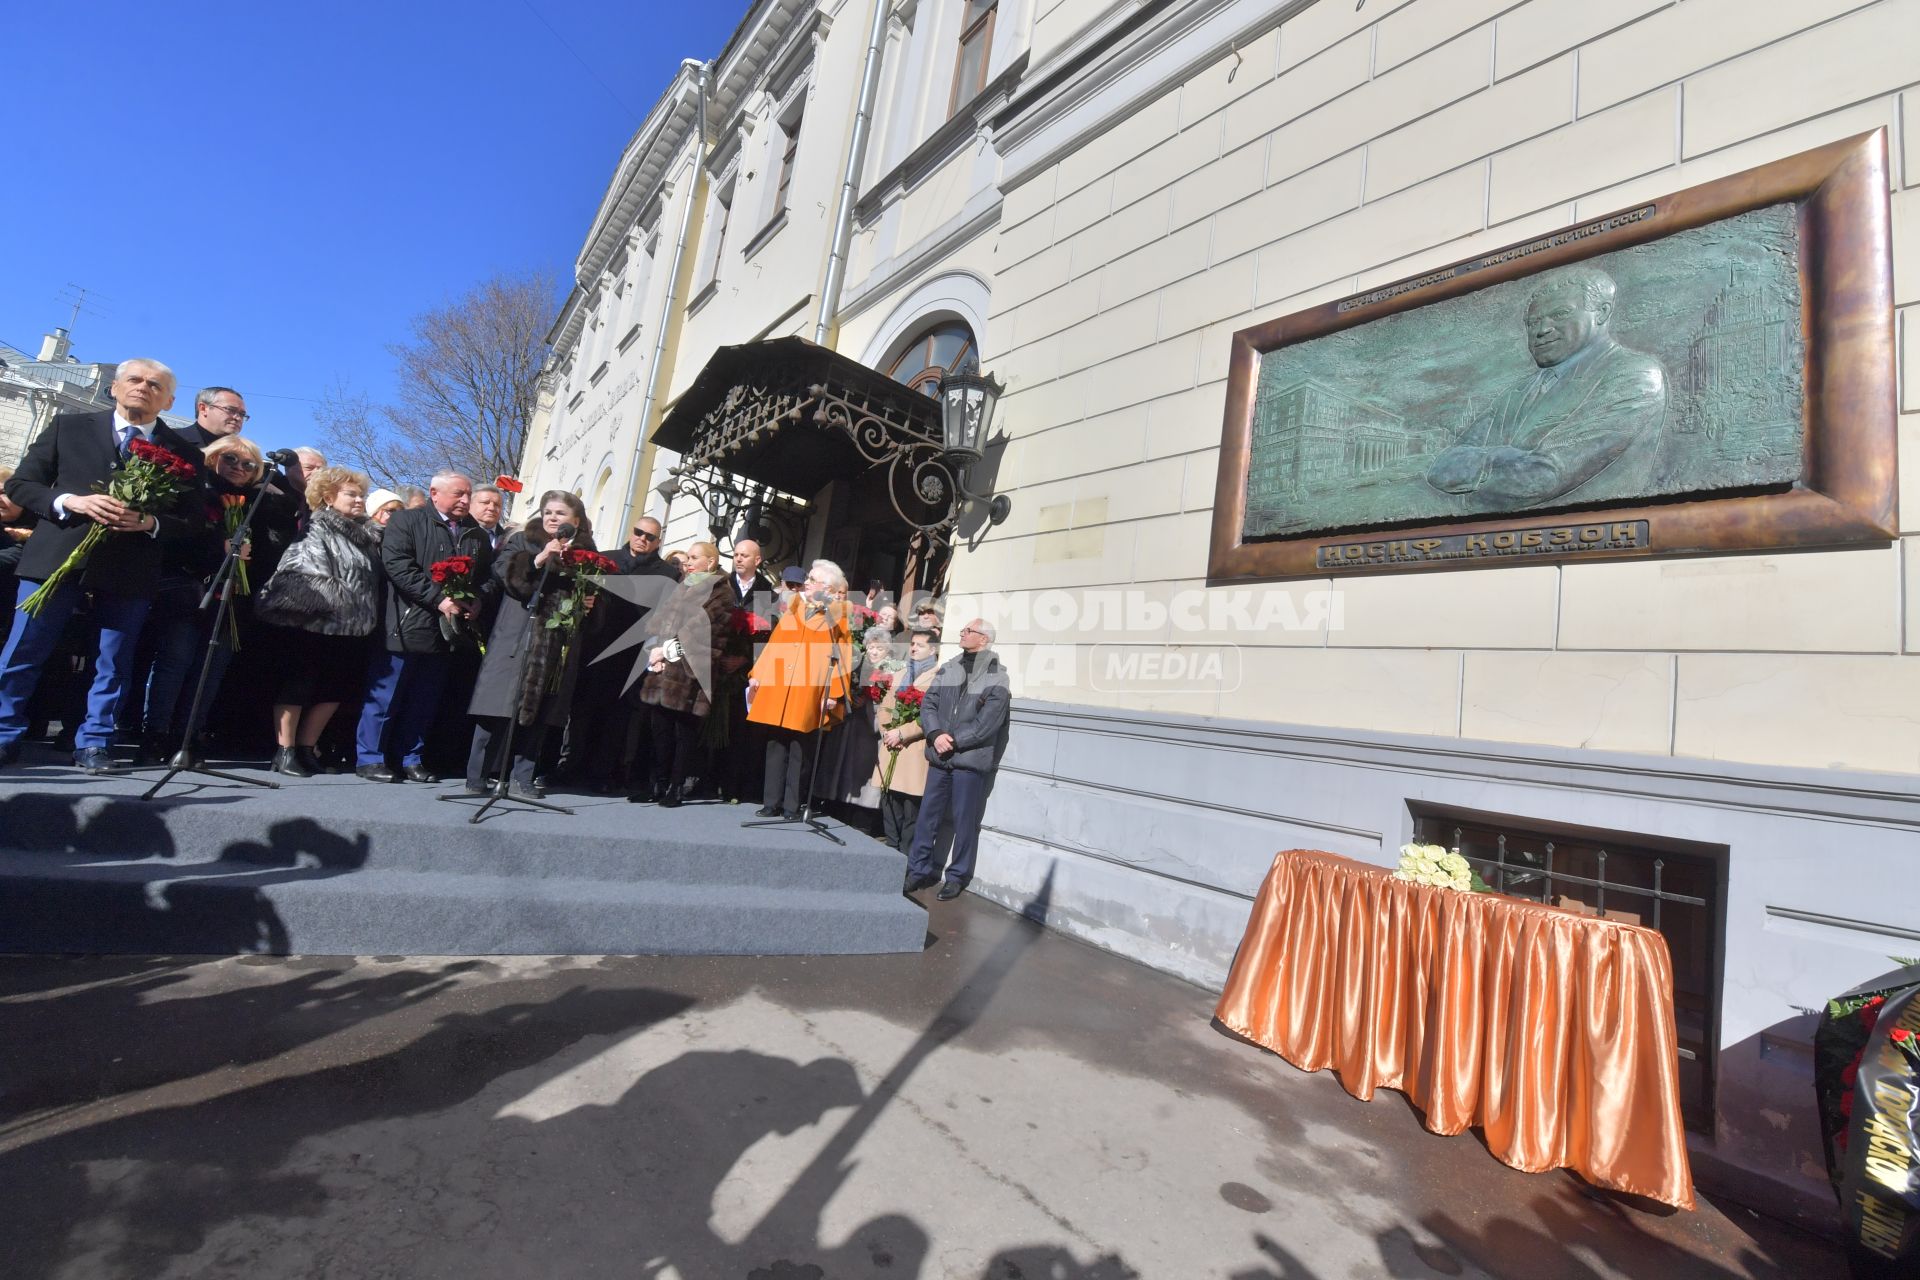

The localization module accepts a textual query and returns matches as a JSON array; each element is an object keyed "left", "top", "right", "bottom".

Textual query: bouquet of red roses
[
  {"left": 877, "top": 682, "right": 927, "bottom": 793},
  {"left": 430, "top": 554, "right": 483, "bottom": 649},
  {"left": 23, "top": 437, "right": 199, "bottom": 617},
  {"left": 548, "top": 547, "right": 619, "bottom": 637}
]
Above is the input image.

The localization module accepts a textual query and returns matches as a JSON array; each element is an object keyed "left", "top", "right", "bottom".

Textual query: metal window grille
[{"left": 1412, "top": 812, "right": 1723, "bottom": 1134}]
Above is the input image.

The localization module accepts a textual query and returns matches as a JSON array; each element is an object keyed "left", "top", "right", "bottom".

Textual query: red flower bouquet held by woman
[{"left": 22, "top": 437, "right": 198, "bottom": 617}]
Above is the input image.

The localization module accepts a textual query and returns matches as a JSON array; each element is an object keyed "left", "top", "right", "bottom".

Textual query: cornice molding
[{"left": 993, "top": 0, "right": 1316, "bottom": 192}]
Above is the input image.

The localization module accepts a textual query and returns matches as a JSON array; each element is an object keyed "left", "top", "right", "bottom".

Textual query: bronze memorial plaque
[{"left": 1207, "top": 130, "right": 1898, "bottom": 582}]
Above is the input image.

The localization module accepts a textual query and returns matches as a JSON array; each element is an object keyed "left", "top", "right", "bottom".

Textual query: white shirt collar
[{"left": 113, "top": 412, "right": 155, "bottom": 439}]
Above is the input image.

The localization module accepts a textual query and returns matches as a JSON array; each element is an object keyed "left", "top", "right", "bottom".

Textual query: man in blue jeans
[
  {"left": 0, "top": 359, "right": 205, "bottom": 773},
  {"left": 354, "top": 471, "right": 491, "bottom": 782},
  {"left": 903, "top": 618, "right": 1011, "bottom": 902}
]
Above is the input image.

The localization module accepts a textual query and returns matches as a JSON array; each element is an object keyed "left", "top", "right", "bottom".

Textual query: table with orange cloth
[{"left": 1214, "top": 849, "right": 1695, "bottom": 1210}]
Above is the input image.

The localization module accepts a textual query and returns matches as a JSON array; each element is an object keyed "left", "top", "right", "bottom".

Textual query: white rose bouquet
[{"left": 1392, "top": 842, "right": 1494, "bottom": 893}]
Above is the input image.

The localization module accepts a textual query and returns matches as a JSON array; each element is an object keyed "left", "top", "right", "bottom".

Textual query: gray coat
[
  {"left": 255, "top": 506, "right": 383, "bottom": 637},
  {"left": 918, "top": 650, "right": 1011, "bottom": 774}
]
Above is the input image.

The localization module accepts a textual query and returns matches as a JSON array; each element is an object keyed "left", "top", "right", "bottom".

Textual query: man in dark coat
[
  {"left": 903, "top": 618, "right": 1011, "bottom": 901},
  {"left": 555, "top": 515, "right": 680, "bottom": 792},
  {"left": 716, "top": 537, "right": 776, "bottom": 802},
  {"left": 0, "top": 359, "right": 206, "bottom": 771},
  {"left": 353, "top": 470, "right": 491, "bottom": 782}
]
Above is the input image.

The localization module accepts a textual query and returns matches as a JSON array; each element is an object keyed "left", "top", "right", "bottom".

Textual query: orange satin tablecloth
[{"left": 1215, "top": 849, "right": 1694, "bottom": 1209}]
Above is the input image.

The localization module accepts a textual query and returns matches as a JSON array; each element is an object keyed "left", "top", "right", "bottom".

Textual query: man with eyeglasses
[
  {"left": 558, "top": 514, "right": 680, "bottom": 792},
  {"left": 903, "top": 617, "right": 1011, "bottom": 902},
  {"left": 185, "top": 387, "right": 249, "bottom": 445}
]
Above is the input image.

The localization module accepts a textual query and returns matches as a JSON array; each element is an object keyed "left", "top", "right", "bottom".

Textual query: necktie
[{"left": 116, "top": 425, "right": 132, "bottom": 459}]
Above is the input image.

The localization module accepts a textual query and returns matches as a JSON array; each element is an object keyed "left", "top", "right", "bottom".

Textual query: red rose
[
  {"left": 1893, "top": 1028, "right": 1914, "bottom": 1044},
  {"left": 1861, "top": 996, "right": 1886, "bottom": 1031},
  {"left": 897, "top": 686, "right": 924, "bottom": 708}
]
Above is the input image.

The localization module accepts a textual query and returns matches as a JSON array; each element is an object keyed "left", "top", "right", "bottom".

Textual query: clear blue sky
[{"left": 0, "top": 1, "right": 743, "bottom": 455}]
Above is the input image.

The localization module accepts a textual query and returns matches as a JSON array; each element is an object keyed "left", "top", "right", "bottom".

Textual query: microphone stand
[
  {"left": 743, "top": 612, "right": 845, "bottom": 846},
  {"left": 443, "top": 536, "right": 575, "bottom": 824},
  {"left": 131, "top": 468, "right": 281, "bottom": 801}
]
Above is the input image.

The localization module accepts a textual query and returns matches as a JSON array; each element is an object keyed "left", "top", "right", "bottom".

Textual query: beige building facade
[{"left": 523, "top": 0, "right": 1919, "bottom": 1220}]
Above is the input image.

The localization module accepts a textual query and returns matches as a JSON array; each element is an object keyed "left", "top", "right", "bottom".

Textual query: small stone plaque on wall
[{"left": 1207, "top": 130, "right": 1898, "bottom": 582}]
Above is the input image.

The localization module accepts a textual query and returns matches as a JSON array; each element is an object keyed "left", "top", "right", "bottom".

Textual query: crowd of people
[{"left": 0, "top": 359, "right": 1010, "bottom": 898}]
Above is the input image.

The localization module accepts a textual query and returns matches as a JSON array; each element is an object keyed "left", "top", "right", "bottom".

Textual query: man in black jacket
[
  {"left": 0, "top": 359, "right": 206, "bottom": 771},
  {"left": 353, "top": 470, "right": 491, "bottom": 782},
  {"left": 716, "top": 537, "right": 776, "bottom": 802},
  {"left": 903, "top": 618, "right": 1012, "bottom": 901},
  {"left": 558, "top": 515, "right": 679, "bottom": 791}
]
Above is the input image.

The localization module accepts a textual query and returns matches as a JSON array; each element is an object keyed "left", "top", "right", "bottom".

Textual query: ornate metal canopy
[{"left": 651, "top": 336, "right": 972, "bottom": 543}]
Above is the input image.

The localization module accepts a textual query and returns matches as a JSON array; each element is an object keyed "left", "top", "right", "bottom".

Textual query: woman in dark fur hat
[{"left": 463, "top": 490, "right": 595, "bottom": 798}]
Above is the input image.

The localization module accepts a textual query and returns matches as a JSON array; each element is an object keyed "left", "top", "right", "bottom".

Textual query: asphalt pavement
[{"left": 0, "top": 889, "right": 1846, "bottom": 1279}]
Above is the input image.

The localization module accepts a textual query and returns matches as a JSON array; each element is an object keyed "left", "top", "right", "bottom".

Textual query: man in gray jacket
[{"left": 904, "top": 618, "right": 1011, "bottom": 901}]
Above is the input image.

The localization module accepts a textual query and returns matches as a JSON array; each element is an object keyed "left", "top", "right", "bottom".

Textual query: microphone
[
  {"left": 557, "top": 522, "right": 578, "bottom": 541},
  {"left": 265, "top": 448, "right": 301, "bottom": 469}
]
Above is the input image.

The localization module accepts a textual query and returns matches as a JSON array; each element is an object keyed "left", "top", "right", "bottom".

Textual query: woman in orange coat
[{"left": 746, "top": 558, "right": 854, "bottom": 818}]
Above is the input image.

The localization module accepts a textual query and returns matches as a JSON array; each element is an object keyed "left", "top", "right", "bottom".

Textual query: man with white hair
[
  {"left": 0, "top": 359, "right": 206, "bottom": 771},
  {"left": 354, "top": 469, "right": 491, "bottom": 782},
  {"left": 903, "top": 617, "right": 1011, "bottom": 901}
]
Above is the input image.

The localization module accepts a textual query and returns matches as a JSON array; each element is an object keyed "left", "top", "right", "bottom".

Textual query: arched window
[{"left": 884, "top": 320, "right": 978, "bottom": 397}]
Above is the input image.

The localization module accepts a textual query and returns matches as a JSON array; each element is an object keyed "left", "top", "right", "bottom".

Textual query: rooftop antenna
[{"left": 54, "top": 283, "right": 112, "bottom": 337}]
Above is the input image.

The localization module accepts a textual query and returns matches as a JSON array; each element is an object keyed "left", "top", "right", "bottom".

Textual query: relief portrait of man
[{"left": 1424, "top": 266, "right": 1668, "bottom": 511}]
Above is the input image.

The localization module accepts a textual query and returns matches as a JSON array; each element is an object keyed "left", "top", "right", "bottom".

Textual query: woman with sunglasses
[{"left": 131, "top": 434, "right": 279, "bottom": 762}]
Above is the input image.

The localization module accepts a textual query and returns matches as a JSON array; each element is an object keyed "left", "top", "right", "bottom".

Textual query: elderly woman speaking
[
  {"left": 464, "top": 489, "right": 595, "bottom": 799},
  {"left": 745, "top": 558, "right": 854, "bottom": 820}
]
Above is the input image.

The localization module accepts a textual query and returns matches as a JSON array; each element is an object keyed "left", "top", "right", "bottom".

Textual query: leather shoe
[
  {"left": 356, "top": 763, "right": 400, "bottom": 783},
  {"left": 508, "top": 782, "right": 545, "bottom": 803},
  {"left": 658, "top": 788, "right": 684, "bottom": 809},
  {"left": 903, "top": 870, "right": 939, "bottom": 896},
  {"left": 270, "top": 746, "right": 313, "bottom": 778},
  {"left": 461, "top": 778, "right": 489, "bottom": 796},
  {"left": 754, "top": 805, "right": 782, "bottom": 818},
  {"left": 935, "top": 880, "right": 967, "bottom": 901},
  {"left": 72, "top": 747, "right": 116, "bottom": 775},
  {"left": 0, "top": 741, "right": 20, "bottom": 767},
  {"left": 403, "top": 765, "right": 440, "bottom": 784}
]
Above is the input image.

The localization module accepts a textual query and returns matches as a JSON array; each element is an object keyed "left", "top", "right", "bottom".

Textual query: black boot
[
  {"left": 270, "top": 746, "right": 313, "bottom": 778},
  {"left": 296, "top": 745, "right": 332, "bottom": 775}
]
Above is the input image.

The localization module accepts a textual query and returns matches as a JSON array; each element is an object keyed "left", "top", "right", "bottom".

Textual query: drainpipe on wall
[
  {"left": 812, "top": 0, "right": 891, "bottom": 347},
  {"left": 616, "top": 58, "right": 711, "bottom": 537}
]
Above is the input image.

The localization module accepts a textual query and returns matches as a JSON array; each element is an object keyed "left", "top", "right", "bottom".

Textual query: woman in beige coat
[{"left": 870, "top": 627, "right": 942, "bottom": 851}]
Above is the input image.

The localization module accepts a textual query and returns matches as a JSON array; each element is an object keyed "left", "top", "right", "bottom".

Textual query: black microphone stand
[
  {"left": 131, "top": 467, "right": 281, "bottom": 801},
  {"left": 743, "top": 620, "right": 845, "bottom": 846},
  {"left": 442, "top": 537, "right": 574, "bottom": 824}
]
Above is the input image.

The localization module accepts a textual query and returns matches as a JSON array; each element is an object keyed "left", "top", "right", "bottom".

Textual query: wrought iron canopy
[
  {"left": 653, "top": 336, "right": 1003, "bottom": 544},
  {"left": 653, "top": 336, "right": 943, "bottom": 497}
]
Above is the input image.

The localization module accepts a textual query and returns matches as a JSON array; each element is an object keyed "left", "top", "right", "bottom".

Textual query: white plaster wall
[{"left": 973, "top": 0, "right": 1920, "bottom": 778}]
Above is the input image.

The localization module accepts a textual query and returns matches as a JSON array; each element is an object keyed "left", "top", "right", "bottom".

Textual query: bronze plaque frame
[{"left": 1207, "top": 129, "right": 1897, "bottom": 582}]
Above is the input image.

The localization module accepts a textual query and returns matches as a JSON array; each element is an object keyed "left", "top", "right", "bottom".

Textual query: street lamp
[{"left": 935, "top": 368, "right": 1011, "bottom": 526}]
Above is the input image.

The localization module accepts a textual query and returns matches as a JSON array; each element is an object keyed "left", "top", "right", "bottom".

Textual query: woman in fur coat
[
  {"left": 464, "top": 490, "right": 595, "bottom": 798},
  {"left": 632, "top": 540, "right": 735, "bottom": 807},
  {"left": 253, "top": 467, "right": 383, "bottom": 776}
]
